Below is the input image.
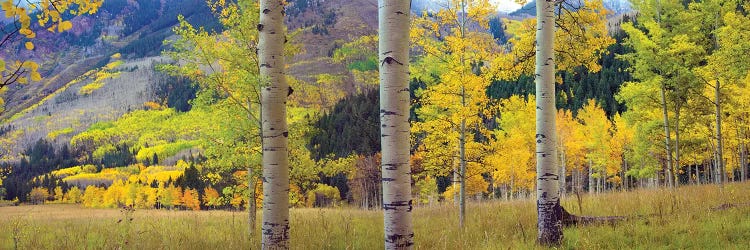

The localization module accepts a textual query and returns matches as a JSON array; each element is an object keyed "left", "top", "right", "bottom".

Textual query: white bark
[
  {"left": 535, "top": 0, "right": 562, "bottom": 245},
  {"left": 249, "top": 176, "right": 257, "bottom": 237},
  {"left": 458, "top": 0, "right": 468, "bottom": 229},
  {"left": 559, "top": 142, "right": 566, "bottom": 198},
  {"left": 715, "top": 79, "right": 724, "bottom": 185},
  {"left": 674, "top": 106, "right": 681, "bottom": 187},
  {"left": 588, "top": 160, "right": 593, "bottom": 194},
  {"left": 379, "top": 0, "right": 414, "bottom": 248},
  {"left": 259, "top": 0, "right": 290, "bottom": 248},
  {"left": 659, "top": 83, "right": 674, "bottom": 188},
  {"left": 741, "top": 128, "right": 747, "bottom": 182}
]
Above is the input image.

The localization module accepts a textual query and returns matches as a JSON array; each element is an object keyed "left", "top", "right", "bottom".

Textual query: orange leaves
[
  {"left": 144, "top": 101, "right": 164, "bottom": 110},
  {"left": 182, "top": 188, "right": 201, "bottom": 211}
]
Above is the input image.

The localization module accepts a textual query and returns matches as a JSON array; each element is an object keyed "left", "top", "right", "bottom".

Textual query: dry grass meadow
[{"left": 2, "top": 182, "right": 749, "bottom": 249}]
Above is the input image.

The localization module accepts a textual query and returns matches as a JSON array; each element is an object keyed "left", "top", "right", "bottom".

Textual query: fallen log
[
  {"left": 561, "top": 207, "right": 630, "bottom": 227},
  {"left": 710, "top": 202, "right": 750, "bottom": 211}
]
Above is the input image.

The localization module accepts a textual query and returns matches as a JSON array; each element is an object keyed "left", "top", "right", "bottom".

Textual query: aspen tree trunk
[
  {"left": 738, "top": 128, "right": 747, "bottom": 182},
  {"left": 659, "top": 84, "right": 674, "bottom": 188},
  {"left": 674, "top": 108, "right": 681, "bottom": 187},
  {"left": 249, "top": 98, "right": 260, "bottom": 238},
  {"left": 453, "top": 127, "right": 459, "bottom": 206},
  {"left": 379, "top": 0, "right": 414, "bottom": 248},
  {"left": 459, "top": 118, "right": 466, "bottom": 227},
  {"left": 588, "top": 161, "right": 593, "bottom": 194},
  {"left": 622, "top": 159, "right": 628, "bottom": 191},
  {"left": 453, "top": 167, "right": 459, "bottom": 206},
  {"left": 259, "top": 0, "right": 290, "bottom": 248},
  {"left": 248, "top": 176, "right": 257, "bottom": 237},
  {"left": 535, "top": 0, "right": 562, "bottom": 245},
  {"left": 458, "top": 0, "right": 468, "bottom": 229},
  {"left": 695, "top": 163, "right": 700, "bottom": 185},
  {"left": 560, "top": 148, "right": 566, "bottom": 198},
  {"left": 715, "top": 80, "right": 724, "bottom": 186}
]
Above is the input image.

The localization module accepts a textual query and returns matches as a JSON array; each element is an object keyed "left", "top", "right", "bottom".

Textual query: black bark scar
[{"left": 382, "top": 56, "right": 403, "bottom": 66}]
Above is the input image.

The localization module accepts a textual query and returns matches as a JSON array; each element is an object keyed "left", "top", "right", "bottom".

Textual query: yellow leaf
[
  {"left": 58, "top": 21, "right": 73, "bottom": 32},
  {"left": 24, "top": 41, "right": 34, "bottom": 50},
  {"left": 31, "top": 72, "right": 42, "bottom": 82}
]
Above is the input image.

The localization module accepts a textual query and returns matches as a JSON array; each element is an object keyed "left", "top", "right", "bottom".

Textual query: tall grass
[{"left": 1, "top": 183, "right": 749, "bottom": 249}]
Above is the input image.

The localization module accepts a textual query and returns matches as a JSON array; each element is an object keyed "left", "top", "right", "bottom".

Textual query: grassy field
[{"left": 1, "top": 182, "right": 749, "bottom": 249}]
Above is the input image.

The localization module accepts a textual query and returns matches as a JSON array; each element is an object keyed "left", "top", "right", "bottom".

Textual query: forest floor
[{"left": 1, "top": 182, "right": 749, "bottom": 249}]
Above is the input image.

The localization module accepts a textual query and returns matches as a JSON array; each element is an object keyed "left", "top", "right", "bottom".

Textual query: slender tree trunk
[
  {"left": 249, "top": 98, "right": 261, "bottom": 238},
  {"left": 458, "top": 0, "right": 468, "bottom": 229},
  {"left": 453, "top": 166, "right": 459, "bottom": 206},
  {"left": 560, "top": 144, "right": 566, "bottom": 198},
  {"left": 459, "top": 119, "right": 467, "bottom": 228},
  {"left": 622, "top": 157, "right": 628, "bottom": 191},
  {"left": 674, "top": 107, "right": 681, "bottom": 187},
  {"left": 695, "top": 162, "right": 700, "bottom": 185},
  {"left": 714, "top": 82, "right": 724, "bottom": 185},
  {"left": 249, "top": 176, "right": 257, "bottom": 237},
  {"left": 739, "top": 129, "right": 747, "bottom": 182},
  {"left": 452, "top": 129, "right": 459, "bottom": 206},
  {"left": 259, "top": 0, "right": 290, "bottom": 248},
  {"left": 489, "top": 176, "right": 495, "bottom": 200},
  {"left": 659, "top": 83, "right": 674, "bottom": 188},
  {"left": 588, "top": 161, "right": 593, "bottom": 194},
  {"left": 535, "top": 0, "right": 562, "bottom": 245},
  {"left": 379, "top": 0, "right": 414, "bottom": 248}
]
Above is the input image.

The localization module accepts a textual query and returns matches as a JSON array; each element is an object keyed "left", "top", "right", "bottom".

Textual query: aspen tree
[
  {"left": 259, "top": 0, "right": 290, "bottom": 248},
  {"left": 534, "top": 0, "right": 562, "bottom": 245},
  {"left": 379, "top": 0, "right": 414, "bottom": 248}
]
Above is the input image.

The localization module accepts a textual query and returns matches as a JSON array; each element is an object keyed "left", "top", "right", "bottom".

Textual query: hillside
[{"left": 0, "top": 0, "right": 378, "bottom": 158}]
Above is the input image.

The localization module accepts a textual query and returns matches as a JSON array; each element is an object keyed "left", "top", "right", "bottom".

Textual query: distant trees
[
  {"left": 411, "top": 0, "right": 497, "bottom": 228},
  {"left": 619, "top": 0, "right": 750, "bottom": 186},
  {"left": 1, "top": 139, "right": 77, "bottom": 201}
]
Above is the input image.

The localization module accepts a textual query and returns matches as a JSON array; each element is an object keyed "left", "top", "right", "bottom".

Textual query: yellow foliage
[
  {"left": 493, "top": 0, "right": 614, "bottom": 79},
  {"left": 183, "top": 188, "right": 201, "bottom": 211},
  {"left": 488, "top": 95, "right": 537, "bottom": 192},
  {"left": 29, "top": 187, "right": 49, "bottom": 204},
  {"left": 411, "top": 0, "right": 498, "bottom": 181}
]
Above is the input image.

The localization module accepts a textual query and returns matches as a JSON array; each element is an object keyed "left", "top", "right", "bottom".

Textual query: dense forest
[{"left": 1, "top": 0, "right": 750, "bottom": 248}]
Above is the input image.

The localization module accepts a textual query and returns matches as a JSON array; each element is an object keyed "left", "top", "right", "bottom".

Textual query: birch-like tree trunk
[
  {"left": 740, "top": 128, "right": 747, "bottom": 182},
  {"left": 659, "top": 83, "right": 674, "bottom": 188},
  {"left": 674, "top": 106, "right": 681, "bottom": 187},
  {"left": 560, "top": 146, "right": 566, "bottom": 198},
  {"left": 249, "top": 176, "right": 257, "bottom": 237},
  {"left": 714, "top": 79, "right": 724, "bottom": 185},
  {"left": 588, "top": 161, "right": 593, "bottom": 194},
  {"left": 534, "top": 0, "right": 562, "bottom": 245},
  {"left": 379, "top": 0, "right": 414, "bottom": 248},
  {"left": 458, "top": 0, "right": 468, "bottom": 229},
  {"left": 259, "top": 0, "right": 290, "bottom": 248}
]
